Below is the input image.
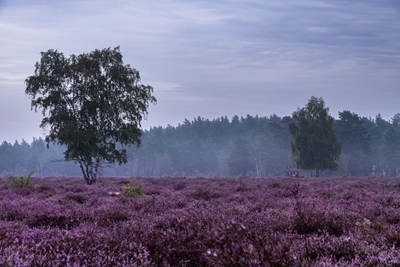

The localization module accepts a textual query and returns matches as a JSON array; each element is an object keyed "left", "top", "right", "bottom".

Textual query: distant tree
[
  {"left": 267, "top": 115, "right": 293, "bottom": 175},
  {"left": 289, "top": 96, "right": 341, "bottom": 177},
  {"left": 392, "top": 113, "right": 400, "bottom": 133},
  {"left": 0, "top": 141, "right": 13, "bottom": 175},
  {"left": 335, "top": 111, "right": 372, "bottom": 175},
  {"left": 155, "top": 152, "right": 173, "bottom": 176},
  {"left": 359, "top": 115, "right": 390, "bottom": 174},
  {"left": 228, "top": 135, "right": 253, "bottom": 176},
  {"left": 25, "top": 47, "right": 156, "bottom": 184},
  {"left": 11, "top": 140, "right": 31, "bottom": 175},
  {"left": 381, "top": 116, "right": 400, "bottom": 176},
  {"left": 248, "top": 133, "right": 267, "bottom": 177},
  {"left": 375, "top": 114, "right": 391, "bottom": 136},
  {"left": 29, "top": 138, "right": 48, "bottom": 177}
]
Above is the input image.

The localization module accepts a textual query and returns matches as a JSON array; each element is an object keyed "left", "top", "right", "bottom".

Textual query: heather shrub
[
  {"left": 385, "top": 225, "right": 400, "bottom": 248},
  {"left": 144, "top": 210, "right": 216, "bottom": 266},
  {"left": 65, "top": 193, "right": 87, "bottom": 204},
  {"left": 1, "top": 226, "right": 154, "bottom": 267},
  {"left": 65, "top": 184, "right": 87, "bottom": 193},
  {"left": 35, "top": 184, "right": 56, "bottom": 197},
  {"left": 97, "top": 209, "right": 130, "bottom": 227},
  {"left": 118, "top": 180, "right": 130, "bottom": 185},
  {"left": 190, "top": 186, "right": 221, "bottom": 201},
  {"left": 144, "top": 187, "right": 162, "bottom": 195},
  {"left": 12, "top": 187, "right": 34, "bottom": 196},
  {"left": 208, "top": 218, "right": 296, "bottom": 266},
  {"left": 310, "top": 232, "right": 360, "bottom": 263},
  {"left": 235, "top": 179, "right": 250, "bottom": 192},
  {"left": 27, "top": 213, "right": 81, "bottom": 229},
  {"left": 122, "top": 180, "right": 144, "bottom": 197},
  {"left": 291, "top": 201, "right": 351, "bottom": 237},
  {"left": 173, "top": 180, "right": 187, "bottom": 191},
  {"left": 0, "top": 203, "right": 26, "bottom": 221},
  {"left": 175, "top": 200, "right": 186, "bottom": 209},
  {"left": 7, "top": 172, "right": 35, "bottom": 189},
  {"left": 385, "top": 209, "right": 400, "bottom": 224},
  {"left": 2, "top": 176, "right": 400, "bottom": 266},
  {"left": 270, "top": 181, "right": 282, "bottom": 188}
]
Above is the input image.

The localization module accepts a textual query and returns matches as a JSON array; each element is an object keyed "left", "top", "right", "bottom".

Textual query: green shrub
[
  {"left": 122, "top": 180, "right": 144, "bottom": 197},
  {"left": 356, "top": 218, "right": 371, "bottom": 227},
  {"left": 7, "top": 172, "right": 35, "bottom": 189}
]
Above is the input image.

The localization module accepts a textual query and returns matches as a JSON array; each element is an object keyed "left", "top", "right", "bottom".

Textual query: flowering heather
[{"left": 1, "top": 176, "right": 400, "bottom": 266}]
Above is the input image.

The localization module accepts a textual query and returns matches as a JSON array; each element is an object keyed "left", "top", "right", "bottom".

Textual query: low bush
[
  {"left": 7, "top": 172, "right": 35, "bottom": 189},
  {"left": 122, "top": 180, "right": 144, "bottom": 197}
]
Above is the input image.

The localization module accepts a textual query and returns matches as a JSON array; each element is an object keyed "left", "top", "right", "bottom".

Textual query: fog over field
[
  {"left": 1, "top": 0, "right": 400, "bottom": 142},
  {"left": 1, "top": 112, "right": 399, "bottom": 178}
]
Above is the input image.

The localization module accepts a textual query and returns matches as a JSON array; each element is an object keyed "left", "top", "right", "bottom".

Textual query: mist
[{"left": 1, "top": 111, "right": 399, "bottom": 177}]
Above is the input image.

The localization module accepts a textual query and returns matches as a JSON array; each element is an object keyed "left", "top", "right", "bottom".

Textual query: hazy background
[{"left": 1, "top": 0, "right": 400, "bottom": 143}]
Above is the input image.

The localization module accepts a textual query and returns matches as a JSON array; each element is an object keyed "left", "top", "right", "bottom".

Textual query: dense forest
[{"left": 1, "top": 111, "right": 399, "bottom": 177}]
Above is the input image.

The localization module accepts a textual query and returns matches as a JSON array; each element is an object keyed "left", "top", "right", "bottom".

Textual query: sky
[{"left": 1, "top": 0, "right": 400, "bottom": 143}]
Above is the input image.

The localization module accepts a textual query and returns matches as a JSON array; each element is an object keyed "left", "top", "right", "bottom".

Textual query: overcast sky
[{"left": 1, "top": 0, "right": 400, "bottom": 143}]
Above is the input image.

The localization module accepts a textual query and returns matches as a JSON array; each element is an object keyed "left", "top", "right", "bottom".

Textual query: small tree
[
  {"left": 25, "top": 47, "right": 156, "bottom": 184},
  {"left": 289, "top": 96, "right": 341, "bottom": 177}
]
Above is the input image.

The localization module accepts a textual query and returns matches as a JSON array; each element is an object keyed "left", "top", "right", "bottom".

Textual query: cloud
[{"left": 0, "top": 0, "right": 399, "bottom": 142}]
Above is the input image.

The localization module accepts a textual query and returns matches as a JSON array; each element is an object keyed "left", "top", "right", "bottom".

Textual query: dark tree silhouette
[
  {"left": 289, "top": 96, "right": 341, "bottom": 177},
  {"left": 25, "top": 47, "right": 156, "bottom": 184}
]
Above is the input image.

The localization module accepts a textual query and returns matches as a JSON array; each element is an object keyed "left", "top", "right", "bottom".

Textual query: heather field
[{"left": 1, "top": 176, "right": 400, "bottom": 266}]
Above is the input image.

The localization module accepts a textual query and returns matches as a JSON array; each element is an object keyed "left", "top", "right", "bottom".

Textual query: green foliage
[
  {"left": 122, "top": 180, "right": 144, "bottom": 197},
  {"left": 289, "top": 96, "right": 342, "bottom": 177},
  {"left": 5, "top": 110, "right": 400, "bottom": 178},
  {"left": 335, "top": 111, "right": 372, "bottom": 175},
  {"left": 228, "top": 136, "right": 253, "bottom": 176},
  {"left": 356, "top": 218, "right": 371, "bottom": 227},
  {"left": 7, "top": 172, "right": 35, "bottom": 189},
  {"left": 24, "top": 46, "right": 156, "bottom": 185},
  {"left": 381, "top": 125, "right": 400, "bottom": 176},
  {"left": 155, "top": 152, "right": 173, "bottom": 176}
]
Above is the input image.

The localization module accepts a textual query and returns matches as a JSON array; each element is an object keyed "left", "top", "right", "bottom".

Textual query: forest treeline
[{"left": 1, "top": 111, "right": 400, "bottom": 177}]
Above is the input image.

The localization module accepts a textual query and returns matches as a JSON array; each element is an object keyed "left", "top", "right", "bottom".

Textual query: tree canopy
[
  {"left": 335, "top": 111, "right": 371, "bottom": 175},
  {"left": 289, "top": 96, "right": 341, "bottom": 177},
  {"left": 25, "top": 46, "right": 156, "bottom": 184},
  {"left": 2, "top": 111, "right": 400, "bottom": 177},
  {"left": 228, "top": 135, "right": 253, "bottom": 176}
]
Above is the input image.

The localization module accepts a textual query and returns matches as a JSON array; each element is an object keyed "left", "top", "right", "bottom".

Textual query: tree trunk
[{"left": 79, "top": 160, "right": 98, "bottom": 185}]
